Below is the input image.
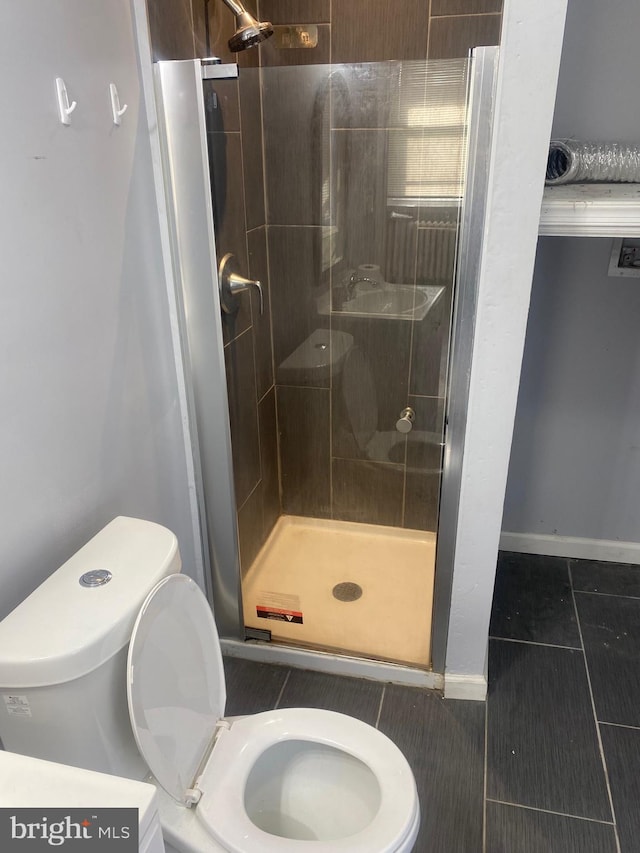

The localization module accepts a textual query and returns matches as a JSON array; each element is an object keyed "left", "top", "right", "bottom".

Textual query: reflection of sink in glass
[
  {"left": 343, "top": 286, "right": 427, "bottom": 317},
  {"left": 338, "top": 284, "right": 444, "bottom": 321}
]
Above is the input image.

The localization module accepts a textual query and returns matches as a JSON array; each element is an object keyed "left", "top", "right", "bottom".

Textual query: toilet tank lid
[{"left": 0, "top": 517, "right": 181, "bottom": 688}]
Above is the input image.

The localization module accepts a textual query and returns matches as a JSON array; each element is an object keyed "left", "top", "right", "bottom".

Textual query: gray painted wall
[
  {"left": 0, "top": 1, "right": 197, "bottom": 618},
  {"left": 503, "top": 0, "right": 640, "bottom": 543},
  {"left": 444, "top": 0, "right": 568, "bottom": 689}
]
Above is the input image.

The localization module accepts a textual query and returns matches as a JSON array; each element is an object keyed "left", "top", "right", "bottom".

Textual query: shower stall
[{"left": 154, "top": 41, "right": 498, "bottom": 680}]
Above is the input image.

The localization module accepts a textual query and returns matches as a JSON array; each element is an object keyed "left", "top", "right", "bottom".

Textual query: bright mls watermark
[{"left": 0, "top": 809, "right": 138, "bottom": 850}]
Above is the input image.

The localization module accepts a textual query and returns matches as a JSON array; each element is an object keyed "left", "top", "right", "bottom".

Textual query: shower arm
[{"left": 220, "top": 0, "right": 246, "bottom": 17}]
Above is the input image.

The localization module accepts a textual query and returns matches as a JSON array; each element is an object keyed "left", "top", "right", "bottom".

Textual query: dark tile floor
[{"left": 224, "top": 551, "right": 640, "bottom": 852}]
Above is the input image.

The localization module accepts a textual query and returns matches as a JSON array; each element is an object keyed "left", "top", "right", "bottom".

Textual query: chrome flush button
[{"left": 79, "top": 569, "right": 113, "bottom": 587}]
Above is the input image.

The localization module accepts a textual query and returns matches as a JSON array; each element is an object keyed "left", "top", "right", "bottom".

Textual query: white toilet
[{"left": 0, "top": 517, "right": 419, "bottom": 852}]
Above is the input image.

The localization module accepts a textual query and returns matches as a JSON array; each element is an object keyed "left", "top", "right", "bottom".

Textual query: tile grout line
[
  {"left": 267, "top": 224, "right": 326, "bottom": 230},
  {"left": 488, "top": 635, "right": 582, "bottom": 652},
  {"left": 273, "top": 670, "right": 291, "bottom": 710},
  {"left": 600, "top": 720, "right": 640, "bottom": 732},
  {"left": 374, "top": 686, "right": 386, "bottom": 729},
  {"left": 257, "top": 383, "right": 274, "bottom": 406},
  {"left": 330, "top": 455, "right": 405, "bottom": 469},
  {"left": 223, "top": 322, "right": 254, "bottom": 350},
  {"left": 236, "top": 476, "right": 263, "bottom": 514},
  {"left": 431, "top": 12, "right": 502, "bottom": 20},
  {"left": 482, "top": 695, "right": 488, "bottom": 853},
  {"left": 574, "top": 589, "right": 640, "bottom": 602},
  {"left": 275, "top": 383, "right": 330, "bottom": 392},
  {"left": 485, "top": 798, "right": 616, "bottom": 826},
  {"left": 568, "top": 562, "right": 622, "bottom": 853}
]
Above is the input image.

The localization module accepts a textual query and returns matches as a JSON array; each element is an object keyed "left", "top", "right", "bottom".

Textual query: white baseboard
[
  {"left": 500, "top": 531, "right": 640, "bottom": 565},
  {"left": 444, "top": 673, "right": 487, "bottom": 702},
  {"left": 221, "top": 639, "right": 444, "bottom": 690}
]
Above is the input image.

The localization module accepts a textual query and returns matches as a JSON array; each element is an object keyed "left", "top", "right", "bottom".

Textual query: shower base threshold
[
  {"left": 241, "top": 515, "right": 436, "bottom": 669},
  {"left": 221, "top": 637, "right": 443, "bottom": 690}
]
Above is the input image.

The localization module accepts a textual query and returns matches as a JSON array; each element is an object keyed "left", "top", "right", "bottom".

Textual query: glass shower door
[
  {"left": 154, "top": 49, "right": 498, "bottom": 672},
  {"left": 238, "top": 57, "right": 471, "bottom": 667}
]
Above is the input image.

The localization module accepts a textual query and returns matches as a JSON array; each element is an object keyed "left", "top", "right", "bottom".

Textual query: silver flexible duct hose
[{"left": 546, "top": 139, "right": 640, "bottom": 186}]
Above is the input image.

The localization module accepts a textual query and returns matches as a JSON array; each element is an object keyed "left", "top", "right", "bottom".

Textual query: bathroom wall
[
  {"left": 0, "top": 0, "right": 199, "bottom": 619},
  {"left": 443, "top": 0, "right": 568, "bottom": 688},
  {"left": 502, "top": 0, "right": 640, "bottom": 553}
]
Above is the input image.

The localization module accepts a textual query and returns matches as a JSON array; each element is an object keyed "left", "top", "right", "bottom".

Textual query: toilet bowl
[
  {"left": 0, "top": 518, "right": 419, "bottom": 853},
  {"left": 154, "top": 710, "right": 420, "bottom": 853}
]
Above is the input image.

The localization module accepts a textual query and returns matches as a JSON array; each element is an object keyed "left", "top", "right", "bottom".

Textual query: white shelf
[{"left": 539, "top": 183, "right": 640, "bottom": 237}]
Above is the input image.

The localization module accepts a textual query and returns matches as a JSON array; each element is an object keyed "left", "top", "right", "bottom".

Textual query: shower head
[{"left": 219, "top": 0, "right": 274, "bottom": 52}]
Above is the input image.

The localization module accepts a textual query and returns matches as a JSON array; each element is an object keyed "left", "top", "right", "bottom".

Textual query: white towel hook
[
  {"left": 55, "top": 77, "right": 77, "bottom": 126},
  {"left": 109, "top": 83, "right": 128, "bottom": 126}
]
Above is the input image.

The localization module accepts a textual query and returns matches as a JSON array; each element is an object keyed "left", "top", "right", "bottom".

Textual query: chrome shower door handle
[
  {"left": 219, "top": 253, "right": 264, "bottom": 315},
  {"left": 396, "top": 407, "right": 415, "bottom": 434}
]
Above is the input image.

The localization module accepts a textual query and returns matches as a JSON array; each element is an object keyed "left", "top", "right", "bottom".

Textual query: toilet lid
[{"left": 126, "top": 574, "right": 226, "bottom": 805}]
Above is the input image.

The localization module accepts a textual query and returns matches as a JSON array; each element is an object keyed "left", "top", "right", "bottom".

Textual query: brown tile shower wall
[
  {"left": 259, "top": 0, "right": 502, "bottom": 532},
  {"left": 146, "top": 1, "right": 279, "bottom": 575},
  {"left": 205, "top": 64, "right": 281, "bottom": 576},
  {"left": 147, "top": 0, "right": 283, "bottom": 577},
  {"left": 146, "top": 0, "right": 207, "bottom": 61}
]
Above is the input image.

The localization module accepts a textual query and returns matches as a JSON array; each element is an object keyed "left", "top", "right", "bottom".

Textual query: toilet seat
[
  {"left": 196, "top": 708, "right": 419, "bottom": 852},
  {"left": 127, "top": 574, "right": 419, "bottom": 852}
]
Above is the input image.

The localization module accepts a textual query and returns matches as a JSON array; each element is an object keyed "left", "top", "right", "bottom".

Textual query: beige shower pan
[{"left": 242, "top": 515, "right": 436, "bottom": 667}]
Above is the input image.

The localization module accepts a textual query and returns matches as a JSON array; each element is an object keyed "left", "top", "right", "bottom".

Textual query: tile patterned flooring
[{"left": 224, "top": 552, "right": 640, "bottom": 852}]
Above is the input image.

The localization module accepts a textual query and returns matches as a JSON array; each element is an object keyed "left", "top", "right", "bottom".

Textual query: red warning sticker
[{"left": 256, "top": 606, "right": 303, "bottom": 624}]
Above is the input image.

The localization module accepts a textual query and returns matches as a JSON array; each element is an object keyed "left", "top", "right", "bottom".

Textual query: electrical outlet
[{"left": 608, "top": 238, "right": 640, "bottom": 278}]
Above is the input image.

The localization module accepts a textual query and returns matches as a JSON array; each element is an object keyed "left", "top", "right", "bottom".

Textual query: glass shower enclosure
[{"left": 154, "top": 47, "right": 498, "bottom": 676}]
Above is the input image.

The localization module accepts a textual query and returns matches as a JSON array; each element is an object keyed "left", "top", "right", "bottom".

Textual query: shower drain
[{"left": 332, "top": 582, "right": 363, "bottom": 602}]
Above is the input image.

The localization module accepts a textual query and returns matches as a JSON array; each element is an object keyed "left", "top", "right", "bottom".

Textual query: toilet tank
[{"left": 0, "top": 517, "right": 181, "bottom": 780}]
